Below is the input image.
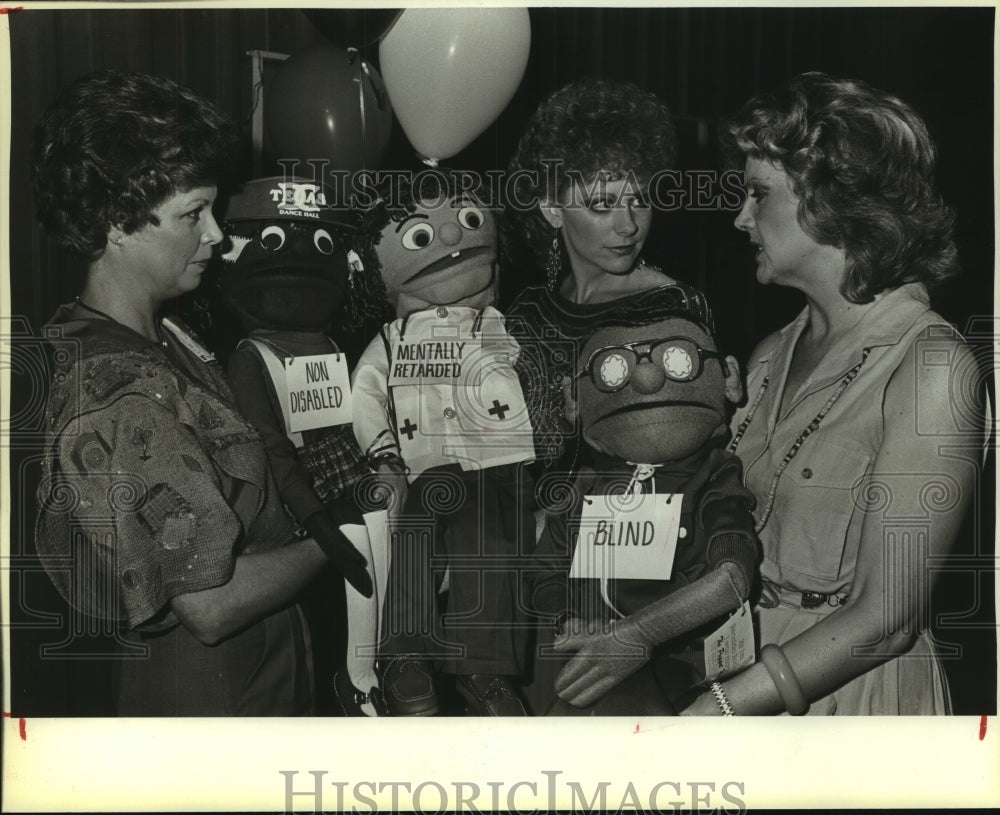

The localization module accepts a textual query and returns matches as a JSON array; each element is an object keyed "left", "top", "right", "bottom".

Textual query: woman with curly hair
[
  {"left": 32, "top": 71, "right": 363, "bottom": 715},
  {"left": 504, "top": 77, "right": 738, "bottom": 499},
  {"left": 681, "top": 72, "right": 985, "bottom": 716}
]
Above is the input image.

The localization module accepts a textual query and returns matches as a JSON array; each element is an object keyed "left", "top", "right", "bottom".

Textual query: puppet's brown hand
[
  {"left": 552, "top": 616, "right": 649, "bottom": 707},
  {"left": 553, "top": 566, "right": 748, "bottom": 708},
  {"left": 375, "top": 464, "right": 409, "bottom": 528}
]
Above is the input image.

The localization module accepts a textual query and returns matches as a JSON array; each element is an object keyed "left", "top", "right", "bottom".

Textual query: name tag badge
[
  {"left": 569, "top": 492, "right": 681, "bottom": 581},
  {"left": 283, "top": 353, "right": 352, "bottom": 433},
  {"left": 161, "top": 317, "right": 215, "bottom": 362},
  {"left": 703, "top": 601, "right": 755, "bottom": 681},
  {"left": 389, "top": 336, "right": 482, "bottom": 386}
]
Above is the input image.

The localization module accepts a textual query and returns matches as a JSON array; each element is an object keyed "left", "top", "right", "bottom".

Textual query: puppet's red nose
[
  {"left": 630, "top": 361, "right": 664, "bottom": 394},
  {"left": 439, "top": 222, "right": 462, "bottom": 245}
]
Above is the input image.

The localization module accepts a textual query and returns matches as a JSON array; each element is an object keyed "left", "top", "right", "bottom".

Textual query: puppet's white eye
[
  {"left": 260, "top": 225, "right": 286, "bottom": 251},
  {"left": 313, "top": 228, "right": 335, "bottom": 255},
  {"left": 599, "top": 353, "right": 630, "bottom": 389},
  {"left": 661, "top": 345, "right": 694, "bottom": 380},
  {"left": 457, "top": 206, "right": 484, "bottom": 230},
  {"left": 401, "top": 222, "right": 435, "bottom": 250}
]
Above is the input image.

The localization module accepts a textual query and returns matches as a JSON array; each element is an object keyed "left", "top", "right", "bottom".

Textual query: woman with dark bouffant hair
[
  {"left": 681, "top": 72, "right": 985, "bottom": 716},
  {"left": 504, "top": 76, "right": 739, "bottom": 498},
  {"left": 32, "top": 71, "right": 365, "bottom": 715},
  {"left": 505, "top": 76, "right": 679, "bottom": 299}
]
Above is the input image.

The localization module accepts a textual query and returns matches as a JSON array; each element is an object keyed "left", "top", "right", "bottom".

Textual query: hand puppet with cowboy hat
[
  {"left": 220, "top": 175, "right": 389, "bottom": 716},
  {"left": 350, "top": 173, "right": 536, "bottom": 716},
  {"left": 525, "top": 285, "right": 761, "bottom": 715}
]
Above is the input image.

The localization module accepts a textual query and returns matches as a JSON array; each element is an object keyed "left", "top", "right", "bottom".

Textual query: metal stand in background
[{"left": 247, "top": 49, "right": 289, "bottom": 177}]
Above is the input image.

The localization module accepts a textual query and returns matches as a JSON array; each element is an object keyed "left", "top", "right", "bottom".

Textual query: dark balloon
[
  {"left": 265, "top": 45, "right": 393, "bottom": 178},
  {"left": 302, "top": 8, "right": 403, "bottom": 48}
]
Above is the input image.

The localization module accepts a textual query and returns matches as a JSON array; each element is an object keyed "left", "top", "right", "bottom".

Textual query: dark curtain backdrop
[{"left": 7, "top": 6, "right": 995, "bottom": 715}]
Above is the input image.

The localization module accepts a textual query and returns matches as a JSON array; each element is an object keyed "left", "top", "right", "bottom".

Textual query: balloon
[
  {"left": 265, "top": 45, "right": 393, "bottom": 178},
  {"left": 378, "top": 7, "right": 531, "bottom": 163},
  {"left": 302, "top": 8, "right": 403, "bottom": 48}
]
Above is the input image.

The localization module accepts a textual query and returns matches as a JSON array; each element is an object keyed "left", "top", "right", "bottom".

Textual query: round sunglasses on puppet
[
  {"left": 577, "top": 317, "right": 739, "bottom": 464},
  {"left": 375, "top": 193, "right": 497, "bottom": 318},
  {"left": 220, "top": 177, "right": 356, "bottom": 331}
]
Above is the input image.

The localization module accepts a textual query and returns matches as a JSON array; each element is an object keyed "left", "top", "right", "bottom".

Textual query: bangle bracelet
[
  {"left": 759, "top": 644, "right": 808, "bottom": 715},
  {"left": 369, "top": 451, "right": 407, "bottom": 475},
  {"left": 709, "top": 681, "right": 735, "bottom": 716}
]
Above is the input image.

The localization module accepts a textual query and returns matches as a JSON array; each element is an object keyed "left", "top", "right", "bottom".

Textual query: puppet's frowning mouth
[
  {"left": 401, "top": 245, "right": 494, "bottom": 286},
  {"left": 592, "top": 400, "right": 719, "bottom": 424}
]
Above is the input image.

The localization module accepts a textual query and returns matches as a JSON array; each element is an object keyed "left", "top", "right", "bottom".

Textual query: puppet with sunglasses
[
  {"left": 525, "top": 286, "right": 760, "bottom": 715},
  {"left": 220, "top": 177, "right": 390, "bottom": 716}
]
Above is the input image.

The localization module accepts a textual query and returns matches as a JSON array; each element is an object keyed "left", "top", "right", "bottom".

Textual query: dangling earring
[
  {"left": 346, "top": 249, "right": 365, "bottom": 327},
  {"left": 347, "top": 249, "right": 364, "bottom": 290},
  {"left": 546, "top": 231, "right": 562, "bottom": 292}
]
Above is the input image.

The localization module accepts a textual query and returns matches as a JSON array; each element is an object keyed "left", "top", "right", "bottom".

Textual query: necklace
[
  {"left": 75, "top": 296, "right": 168, "bottom": 348},
  {"left": 730, "top": 347, "right": 871, "bottom": 532}
]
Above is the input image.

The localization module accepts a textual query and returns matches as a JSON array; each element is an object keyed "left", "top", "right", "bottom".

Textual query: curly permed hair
[
  {"left": 503, "top": 76, "right": 678, "bottom": 269},
  {"left": 32, "top": 70, "right": 239, "bottom": 260},
  {"left": 722, "top": 71, "right": 958, "bottom": 303}
]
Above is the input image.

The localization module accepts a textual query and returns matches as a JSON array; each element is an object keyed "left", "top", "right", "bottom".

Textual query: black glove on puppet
[{"left": 304, "top": 510, "right": 373, "bottom": 598}]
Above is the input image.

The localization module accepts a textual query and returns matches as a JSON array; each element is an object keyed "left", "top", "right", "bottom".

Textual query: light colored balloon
[{"left": 379, "top": 7, "right": 531, "bottom": 162}]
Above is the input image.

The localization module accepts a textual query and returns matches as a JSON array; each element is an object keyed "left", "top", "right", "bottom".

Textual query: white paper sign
[
  {"left": 569, "top": 491, "right": 682, "bottom": 582},
  {"left": 388, "top": 335, "right": 482, "bottom": 385},
  {"left": 703, "top": 601, "right": 755, "bottom": 681},
  {"left": 282, "top": 353, "right": 352, "bottom": 433}
]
